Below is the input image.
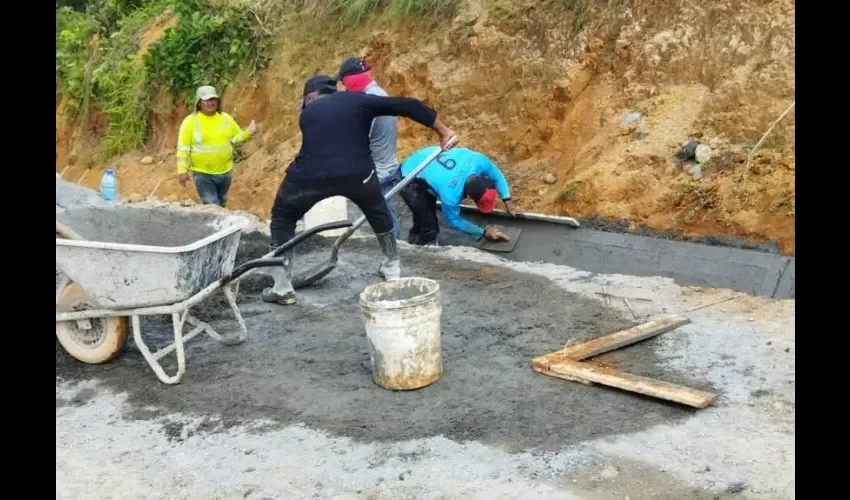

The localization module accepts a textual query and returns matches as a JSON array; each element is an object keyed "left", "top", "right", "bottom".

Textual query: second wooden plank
[
  {"left": 547, "top": 359, "right": 717, "bottom": 409},
  {"left": 532, "top": 314, "right": 691, "bottom": 369}
]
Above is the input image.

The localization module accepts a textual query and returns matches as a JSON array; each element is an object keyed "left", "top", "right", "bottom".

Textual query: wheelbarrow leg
[
  {"left": 131, "top": 313, "right": 187, "bottom": 385},
  {"left": 223, "top": 284, "right": 248, "bottom": 344},
  {"left": 182, "top": 285, "right": 247, "bottom": 346}
]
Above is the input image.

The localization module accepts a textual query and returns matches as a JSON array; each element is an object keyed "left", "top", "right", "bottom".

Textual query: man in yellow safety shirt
[{"left": 176, "top": 85, "right": 259, "bottom": 207}]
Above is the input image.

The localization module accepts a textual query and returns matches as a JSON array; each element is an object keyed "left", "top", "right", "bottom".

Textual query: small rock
[
  {"left": 709, "top": 136, "right": 722, "bottom": 148},
  {"left": 695, "top": 144, "right": 712, "bottom": 164},
  {"left": 140, "top": 156, "right": 154, "bottom": 165},
  {"left": 725, "top": 481, "right": 746, "bottom": 494},
  {"left": 180, "top": 199, "right": 195, "bottom": 207},
  {"left": 587, "top": 37, "right": 604, "bottom": 53},
  {"left": 766, "top": 341, "right": 772, "bottom": 345},
  {"left": 126, "top": 193, "right": 144, "bottom": 203},
  {"left": 620, "top": 112, "right": 643, "bottom": 128},
  {"left": 538, "top": 188, "right": 548, "bottom": 196},
  {"left": 543, "top": 173, "right": 557, "bottom": 184},
  {"left": 679, "top": 140, "right": 699, "bottom": 160},
  {"left": 687, "top": 164, "right": 702, "bottom": 179},
  {"left": 785, "top": 347, "right": 790, "bottom": 353}
]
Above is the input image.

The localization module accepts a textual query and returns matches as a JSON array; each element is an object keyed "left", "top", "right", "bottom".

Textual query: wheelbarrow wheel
[{"left": 56, "top": 282, "right": 129, "bottom": 364}]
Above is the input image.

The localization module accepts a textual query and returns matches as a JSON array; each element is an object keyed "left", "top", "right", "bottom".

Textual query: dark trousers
[
  {"left": 270, "top": 172, "right": 393, "bottom": 247},
  {"left": 399, "top": 178, "right": 439, "bottom": 245},
  {"left": 193, "top": 170, "right": 233, "bottom": 207}
]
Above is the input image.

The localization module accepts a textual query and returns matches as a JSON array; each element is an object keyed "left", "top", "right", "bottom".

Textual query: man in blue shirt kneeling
[{"left": 399, "top": 146, "right": 525, "bottom": 246}]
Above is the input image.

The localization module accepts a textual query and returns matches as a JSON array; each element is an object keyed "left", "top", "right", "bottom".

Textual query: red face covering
[{"left": 342, "top": 73, "right": 372, "bottom": 92}]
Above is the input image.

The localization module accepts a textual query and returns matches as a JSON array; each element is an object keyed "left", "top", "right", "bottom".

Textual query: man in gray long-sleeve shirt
[{"left": 336, "top": 57, "right": 402, "bottom": 238}]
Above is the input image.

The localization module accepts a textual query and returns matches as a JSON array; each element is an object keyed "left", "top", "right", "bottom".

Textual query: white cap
[{"left": 195, "top": 85, "right": 219, "bottom": 106}]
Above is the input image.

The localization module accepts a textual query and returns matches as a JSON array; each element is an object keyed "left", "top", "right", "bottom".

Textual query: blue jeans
[
  {"left": 379, "top": 170, "right": 401, "bottom": 239},
  {"left": 193, "top": 170, "right": 233, "bottom": 207}
]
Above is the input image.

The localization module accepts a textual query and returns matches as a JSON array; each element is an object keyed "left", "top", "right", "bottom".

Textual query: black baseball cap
[
  {"left": 300, "top": 75, "right": 338, "bottom": 110},
  {"left": 335, "top": 57, "right": 370, "bottom": 80}
]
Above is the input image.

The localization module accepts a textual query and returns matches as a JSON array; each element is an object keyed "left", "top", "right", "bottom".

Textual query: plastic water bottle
[{"left": 100, "top": 169, "right": 118, "bottom": 201}]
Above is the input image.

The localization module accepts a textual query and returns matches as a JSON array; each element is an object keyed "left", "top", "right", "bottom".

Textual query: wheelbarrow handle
[
  {"left": 223, "top": 220, "right": 354, "bottom": 284},
  {"left": 270, "top": 220, "right": 353, "bottom": 257}
]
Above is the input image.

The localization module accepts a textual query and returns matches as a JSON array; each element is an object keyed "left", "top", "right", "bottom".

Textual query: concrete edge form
[{"left": 344, "top": 200, "right": 796, "bottom": 300}]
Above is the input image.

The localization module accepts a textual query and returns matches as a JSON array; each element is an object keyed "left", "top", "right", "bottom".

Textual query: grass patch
[
  {"left": 671, "top": 181, "right": 720, "bottom": 224},
  {"left": 556, "top": 181, "right": 582, "bottom": 202},
  {"left": 312, "top": 0, "right": 460, "bottom": 30}
]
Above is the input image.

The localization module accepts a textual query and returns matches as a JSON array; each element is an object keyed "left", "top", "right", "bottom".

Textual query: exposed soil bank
[{"left": 55, "top": 232, "right": 712, "bottom": 453}]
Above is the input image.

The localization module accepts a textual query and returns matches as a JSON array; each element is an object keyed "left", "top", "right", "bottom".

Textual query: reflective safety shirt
[{"left": 176, "top": 112, "right": 253, "bottom": 175}]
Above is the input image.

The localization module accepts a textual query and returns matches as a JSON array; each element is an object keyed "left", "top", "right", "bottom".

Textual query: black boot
[{"left": 262, "top": 245, "right": 296, "bottom": 305}]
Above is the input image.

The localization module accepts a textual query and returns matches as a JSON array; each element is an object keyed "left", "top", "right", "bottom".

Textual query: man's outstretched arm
[{"left": 361, "top": 95, "right": 456, "bottom": 149}]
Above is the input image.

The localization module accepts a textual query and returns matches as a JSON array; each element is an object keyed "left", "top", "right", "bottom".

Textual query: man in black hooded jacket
[{"left": 263, "top": 75, "right": 457, "bottom": 305}]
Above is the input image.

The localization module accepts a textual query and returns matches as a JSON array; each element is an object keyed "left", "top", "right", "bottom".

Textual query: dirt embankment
[{"left": 55, "top": 0, "right": 795, "bottom": 255}]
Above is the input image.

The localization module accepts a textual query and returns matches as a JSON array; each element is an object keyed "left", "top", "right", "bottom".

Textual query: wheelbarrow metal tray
[{"left": 56, "top": 206, "right": 248, "bottom": 309}]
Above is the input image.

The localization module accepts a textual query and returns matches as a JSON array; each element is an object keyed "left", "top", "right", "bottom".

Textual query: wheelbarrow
[{"left": 55, "top": 205, "right": 351, "bottom": 385}]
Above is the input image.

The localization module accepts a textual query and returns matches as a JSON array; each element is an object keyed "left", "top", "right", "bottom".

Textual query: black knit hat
[{"left": 300, "top": 75, "right": 338, "bottom": 110}]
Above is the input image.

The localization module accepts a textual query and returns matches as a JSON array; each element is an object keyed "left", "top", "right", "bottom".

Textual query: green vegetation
[
  {"left": 56, "top": 0, "right": 463, "bottom": 159},
  {"left": 144, "top": 0, "right": 271, "bottom": 96},
  {"left": 56, "top": 0, "right": 274, "bottom": 158},
  {"left": 292, "top": 0, "right": 460, "bottom": 29}
]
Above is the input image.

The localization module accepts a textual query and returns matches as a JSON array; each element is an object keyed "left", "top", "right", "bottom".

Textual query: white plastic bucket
[{"left": 359, "top": 277, "right": 442, "bottom": 390}]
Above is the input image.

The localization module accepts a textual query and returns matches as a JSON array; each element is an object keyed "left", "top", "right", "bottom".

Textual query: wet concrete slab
[{"left": 345, "top": 200, "right": 796, "bottom": 299}]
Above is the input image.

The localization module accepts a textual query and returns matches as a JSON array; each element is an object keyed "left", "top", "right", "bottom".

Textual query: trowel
[{"left": 474, "top": 225, "right": 523, "bottom": 253}]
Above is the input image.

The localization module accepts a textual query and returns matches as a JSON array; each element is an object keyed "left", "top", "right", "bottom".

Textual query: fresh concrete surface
[
  {"left": 346, "top": 200, "right": 796, "bottom": 299},
  {"left": 56, "top": 230, "right": 795, "bottom": 500},
  {"left": 56, "top": 178, "right": 795, "bottom": 500}
]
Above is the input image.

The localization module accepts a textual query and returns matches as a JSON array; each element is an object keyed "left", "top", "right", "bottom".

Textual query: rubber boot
[
  {"left": 262, "top": 245, "right": 296, "bottom": 305},
  {"left": 376, "top": 231, "right": 401, "bottom": 281}
]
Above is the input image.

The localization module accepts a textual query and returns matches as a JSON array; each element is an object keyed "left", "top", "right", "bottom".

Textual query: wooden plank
[
  {"left": 531, "top": 364, "right": 594, "bottom": 386},
  {"left": 532, "top": 314, "right": 691, "bottom": 369},
  {"left": 547, "top": 359, "right": 717, "bottom": 409}
]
